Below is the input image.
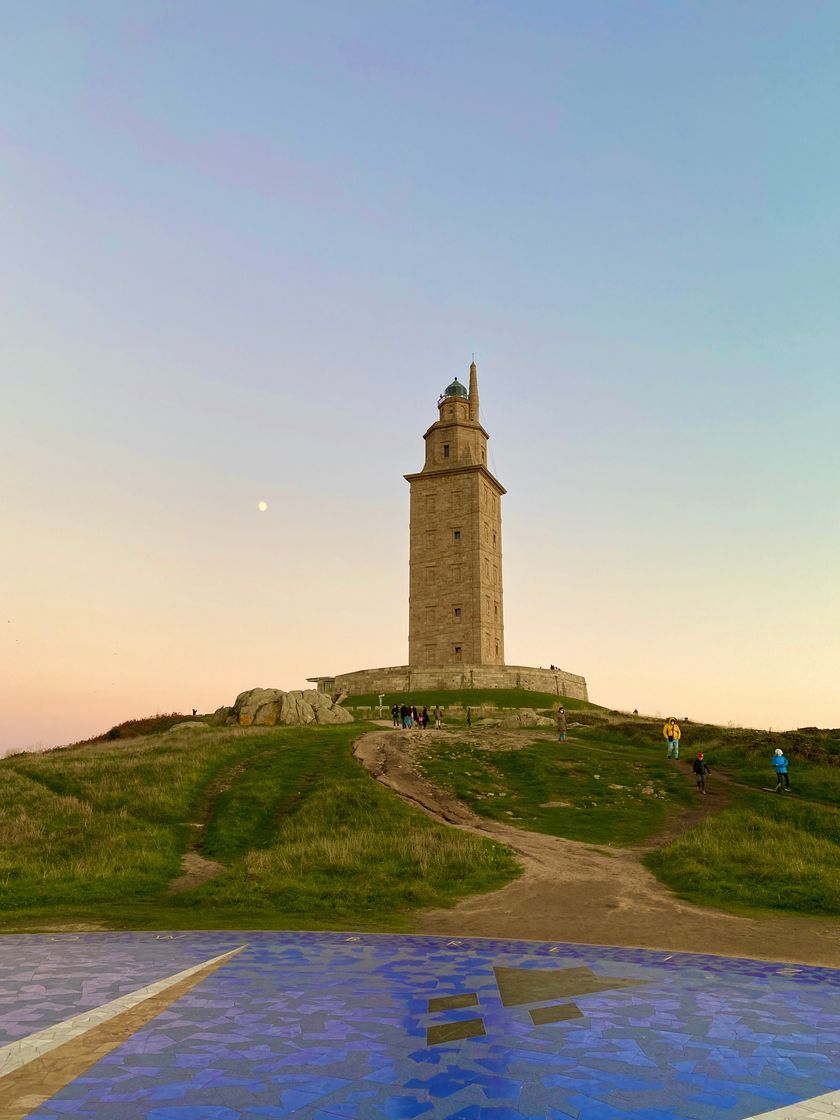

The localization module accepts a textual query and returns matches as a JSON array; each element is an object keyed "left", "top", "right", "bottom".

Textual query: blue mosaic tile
[{"left": 0, "top": 932, "right": 836, "bottom": 1119}]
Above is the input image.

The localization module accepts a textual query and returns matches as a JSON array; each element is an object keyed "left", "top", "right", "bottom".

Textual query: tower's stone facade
[{"left": 404, "top": 363, "right": 506, "bottom": 667}]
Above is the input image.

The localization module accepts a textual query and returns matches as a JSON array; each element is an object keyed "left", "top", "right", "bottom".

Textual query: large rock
[
  {"left": 225, "top": 688, "right": 353, "bottom": 727},
  {"left": 501, "top": 708, "right": 554, "bottom": 729}
]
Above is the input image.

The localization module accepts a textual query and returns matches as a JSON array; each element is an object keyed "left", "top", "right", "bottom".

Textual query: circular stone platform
[{"left": 0, "top": 931, "right": 838, "bottom": 1119}]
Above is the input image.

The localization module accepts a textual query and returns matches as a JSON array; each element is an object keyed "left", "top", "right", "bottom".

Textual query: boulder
[
  {"left": 168, "top": 721, "right": 212, "bottom": 733},
  {"left": 225, "top": 688, "right": 353, "bottom": 728},
  {"left": 501, "top": 708, "right": 543, "bottom": 729}
]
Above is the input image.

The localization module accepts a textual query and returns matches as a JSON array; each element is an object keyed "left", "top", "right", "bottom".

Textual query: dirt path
[
  {"left": 354, "top": 730, "right": 840, "bottom": 968},
  {"left": 167, "top": 850, "right": 226, "bottom": 894}
]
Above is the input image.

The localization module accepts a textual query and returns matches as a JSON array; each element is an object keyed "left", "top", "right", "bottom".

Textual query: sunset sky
[{"left": 3, "top": 2, "right": 839, "bottom": 752}]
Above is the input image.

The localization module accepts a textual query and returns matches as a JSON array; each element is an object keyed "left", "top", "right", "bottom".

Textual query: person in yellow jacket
[{"left": 663, "top": 717, "right": 681, "bottom": 759}]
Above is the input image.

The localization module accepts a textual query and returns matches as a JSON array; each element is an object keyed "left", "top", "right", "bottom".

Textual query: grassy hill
[
  {"left": 570, "top": 713, "right": 840, "bottom": 915},
  {"left": 0, "top": 722, "right": 517, "bottom": 932},
  {"left": 1, "top": 702, "right": 838, "bottom": 931},
  {"left": 413, "top": 708, "right": 840, "bottom": 918}
]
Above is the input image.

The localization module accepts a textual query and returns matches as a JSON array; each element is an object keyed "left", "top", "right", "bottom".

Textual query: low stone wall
[{"left": 315, "top": 663, "right": 588, "bottom": 701}]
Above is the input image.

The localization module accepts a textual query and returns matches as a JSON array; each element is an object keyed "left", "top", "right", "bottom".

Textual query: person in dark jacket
[{"left": 692, "top": 752, "right": 711, "bottom": 793}]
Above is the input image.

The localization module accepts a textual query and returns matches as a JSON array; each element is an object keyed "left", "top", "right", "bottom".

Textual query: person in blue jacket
[{"left": 773, "top": 748, "right": 790, "bottom": 792}]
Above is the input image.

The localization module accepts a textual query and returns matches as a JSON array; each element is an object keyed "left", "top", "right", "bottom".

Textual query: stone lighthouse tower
[{"left": 404, "top": 362, "right": 506, "bottom": 667}]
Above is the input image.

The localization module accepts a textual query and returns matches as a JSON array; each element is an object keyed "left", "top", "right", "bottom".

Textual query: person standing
[
  {"left": 391, "top": 703, "right": 400, "bottom": 728},
  {"left": 421, "top": 706, "right": 429, "bottom": 729},
  {"left": 663, "top": 717, "right": 681, "bottom": 759},
  {"left": 556, "top": 705, "right": 567, "bottom": 742},
  {"left": 433, "top": 704, "right": 443, "bottom": 729},
  {"left": 693, "top": 752, "right": 711, "bottom": 793},
  {"left": 773, "top": 748, "right": 790, "bottom": 792},
  {"left": 466, "top": 707, "right": 472, "bottom": 728},
  {"left": 400, "top": 702, "right": 410, "bottom": 729}
]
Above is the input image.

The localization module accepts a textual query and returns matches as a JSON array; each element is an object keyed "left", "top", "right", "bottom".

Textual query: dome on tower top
[{"left": 442, "top": 377, "right": 468, "bottom": 400}]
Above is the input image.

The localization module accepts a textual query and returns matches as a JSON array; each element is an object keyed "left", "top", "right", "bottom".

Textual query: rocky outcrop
[
  {"left": 216, "top": 688, "right": 353, "bottom": 728},
  {"left": 501, "top": 708, "right": 554, "bottom": 729}
]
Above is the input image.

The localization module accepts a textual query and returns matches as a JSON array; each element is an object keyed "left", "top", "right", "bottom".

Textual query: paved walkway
[{"left": 0, "top": 932, "right": 838, "bottom": 1119}]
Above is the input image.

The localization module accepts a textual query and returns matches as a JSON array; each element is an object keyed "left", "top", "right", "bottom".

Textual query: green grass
[
  {"left": 0, "top": 728, "right": 265, "bottom": 908},
  {"left": 3, "top": 702, "right": 839, "bottom": 930},
  {"left": 418, "top": 734, "right": 695, "bottom": 845},
  {"left": 645, "top": 793, "right": 840, "bottom": 916},
  {"left": 417, "top": 713, "right": 840, "bottom": 916},
  {"left": 571, "top": 718, "right": 840, "bottom": 808},
  {"left": 565, "top": 716, "right": 840, "bottom": 915},
  {"left": 0, "top": 723, "right": 518, "bottom": 931},
  {"left": 81, "top": 712, "right": 206, "bottom": 742},
  {"left": 344, "top": 688, "right": 599, "bottom": 713}
]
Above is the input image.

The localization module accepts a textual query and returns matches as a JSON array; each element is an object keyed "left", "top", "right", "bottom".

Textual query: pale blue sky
[{"left": 2, "top": 1, "right": 838, "bottom": 749}]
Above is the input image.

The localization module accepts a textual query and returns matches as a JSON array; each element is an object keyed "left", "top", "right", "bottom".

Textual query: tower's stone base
[{"left": 307, "top": 663, "right": 587, "bottom": 701}]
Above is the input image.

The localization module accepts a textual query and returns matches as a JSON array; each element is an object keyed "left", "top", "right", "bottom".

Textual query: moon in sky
[{"left": 258, "top": 501, "right": 268, "bottom": 512}]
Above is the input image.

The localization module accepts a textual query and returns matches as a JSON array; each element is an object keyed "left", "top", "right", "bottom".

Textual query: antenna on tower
[{"left": 468, "top": 355, "right": 479, "bottom": 422}]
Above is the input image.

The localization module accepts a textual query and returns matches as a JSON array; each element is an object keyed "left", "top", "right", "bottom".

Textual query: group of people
[
  {"left": 391, "top": 701, "right": 792, "bottom": 797},
  {"left": 662, "top": 717, "right": 709, "bottom": 791},
  {"left": 391, "top": 703, "right": 443, "bottom": 730},
  {"left": 662, "top": 717, "right": 792, "bottom": 794}
]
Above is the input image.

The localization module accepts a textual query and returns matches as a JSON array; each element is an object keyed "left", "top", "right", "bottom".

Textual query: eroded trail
[{"left": 354, "top": 730, "right": 840, "bottom": 968}]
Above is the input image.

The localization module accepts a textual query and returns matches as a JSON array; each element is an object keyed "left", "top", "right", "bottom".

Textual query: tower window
[
  {"left": 495, "top": 642, "right": 499, "bottom": 656},
  {"left": 453, "top": 530, "right": 461, "bottom": 541},
  {"left": 493, "top": 532, "right": 496, "bottom": 545},
  {"left": 443, "top": 444, "right": 450, "bottom": 458},
  {"left": 454, "top": 607, "right": 461, "bottom": 618}
]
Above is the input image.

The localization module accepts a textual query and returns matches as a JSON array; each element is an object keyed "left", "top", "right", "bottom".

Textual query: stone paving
[{"left": 0, "top": 932, "right": 837, "bottom": 1119}]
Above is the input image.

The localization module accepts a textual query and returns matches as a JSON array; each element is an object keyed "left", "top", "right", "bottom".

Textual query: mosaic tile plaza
[{"left": 0, "top": 931, "right": 837, "bottom": 1120}]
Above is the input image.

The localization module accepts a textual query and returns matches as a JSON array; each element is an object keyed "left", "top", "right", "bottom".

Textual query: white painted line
[{"left": 0, "top": 946, "right": 245, "bottom": 1079}]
